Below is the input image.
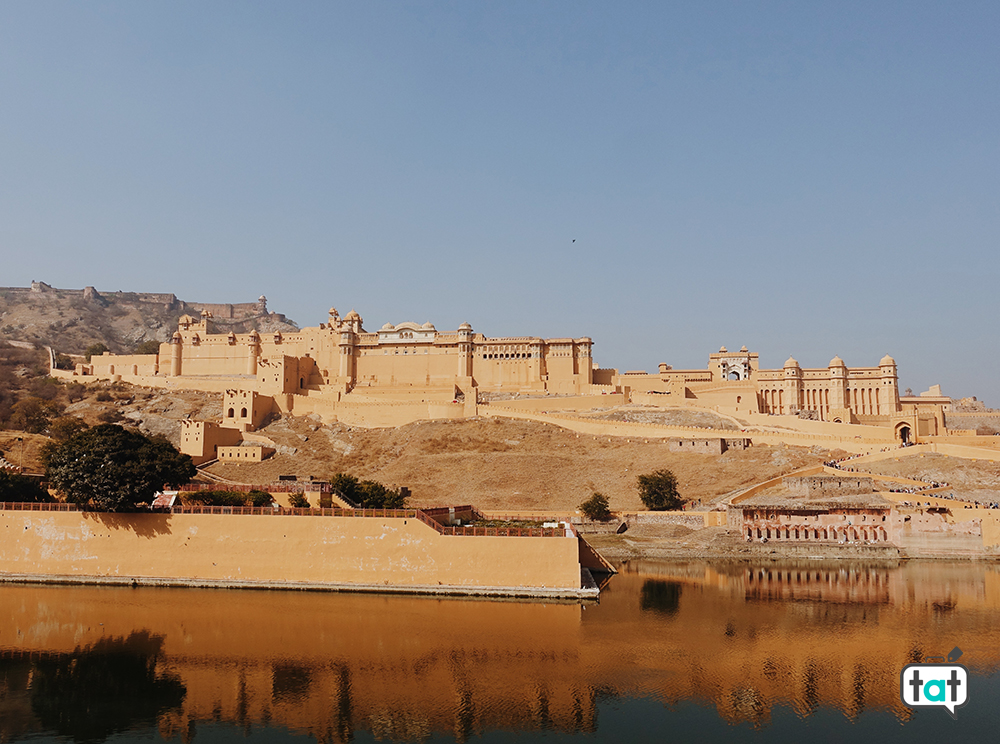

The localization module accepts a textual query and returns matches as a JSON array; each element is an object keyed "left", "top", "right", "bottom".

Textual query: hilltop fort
[{"left": 48, "top": 296, "right": 993, "bottom": 465}]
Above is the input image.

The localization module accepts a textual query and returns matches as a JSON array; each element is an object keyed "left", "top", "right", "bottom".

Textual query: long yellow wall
[{"left": 0, "top": 511, "right": 587, "bottom": 597}]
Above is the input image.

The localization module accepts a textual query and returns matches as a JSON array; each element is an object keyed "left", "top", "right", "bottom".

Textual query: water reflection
[
  {"left": 1, "top": 560, "right": 999, "bottom": 742},
  {"left": 0, "top": 631, "right": 184, "bottom": 743}
]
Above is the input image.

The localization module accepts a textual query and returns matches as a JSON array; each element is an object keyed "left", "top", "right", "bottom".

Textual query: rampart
[
  {"left": 0, "top": 504, "right": 594, "bottom": 598},
  {"left": 784, "top": 475, "right": 875, "bottom": 499}
]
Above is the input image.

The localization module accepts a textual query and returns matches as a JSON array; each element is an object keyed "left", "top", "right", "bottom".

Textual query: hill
[{"left": 0, "top": 282, "right": 298, "bottom": 355}]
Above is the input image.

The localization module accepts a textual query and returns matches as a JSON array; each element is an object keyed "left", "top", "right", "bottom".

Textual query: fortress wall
[
  {"left": 925, "top": 442, "right": 1000, "bottom": 459},
  {"left": 491, "top": 394, "right": 626, "bottom": 412},
  {"left": 346, "top": 386, "right": 457, "bottom": 400},
  {"left": 0, "top": 510, "right": 584, "bottom": 596},
  {"left": 355, "top": 349, "right": 468, "bottom": 387},
  {"left": 740, "top": 411, "right": 896, "bottom": 440},
  {"left": 92, "top": 352, "right": 158, "bottom": 376},
  {"left": 333, "top": 399, "right": 468, "bottom": 428},
  {"left": 629, "top": 391, "right": 683, "bottom": 406},
  {"left": 481, "top": 406, "right": 887, "bottom": 452},
  {"left": 174, "top": 340, "right": 258, "bottom": 377}
]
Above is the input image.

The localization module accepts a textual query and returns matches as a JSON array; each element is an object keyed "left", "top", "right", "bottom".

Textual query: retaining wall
[{"left": 0, "top": 508, "right": 590, "bottom": 598}]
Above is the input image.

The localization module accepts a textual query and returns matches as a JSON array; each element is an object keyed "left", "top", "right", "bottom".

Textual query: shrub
[
  {"left": 7, "top": 397, "right": 61, "bottom": 434},
  {"left": 48, "top": 416, "right": 89, "bottom": 442},
  {"left": 288, "top": 493, "right": 310, "bottom": 508},
  {"left": 134, "top": 340, "right": 161, "bottom": 355},
  {"left": 0, "top": 470, "right": 52, "bottom": 502},
  {"left": 185, "top": 489, "right": 274, "bottom": 507},
  {"left": 329, "top": 472, "right": 405, "bottom": 509},
  {"left": 65, "top": 382, "right": 87, "bottom": 403},
  {"left": 97, "top": 410, "right": 125, "bottom": 424},
  {"left": 84, "top": 343, "right": 109, "bottom": 362},
  {"left": 247, "top": 489, "right": 274, "bottom": 507},
  {"left": 636, "top": 469, "right": 682, "bottom": 511},
  {"left": 579, "top": 492, "right": 612, "bottom": 521},
  {"left": 95, "top": 391, "right": 113, "bottom": 402}
]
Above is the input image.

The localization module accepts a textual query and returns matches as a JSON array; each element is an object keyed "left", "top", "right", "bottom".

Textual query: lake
[{"left": 1, "top": 559, "right": 998, "bottom": 743}]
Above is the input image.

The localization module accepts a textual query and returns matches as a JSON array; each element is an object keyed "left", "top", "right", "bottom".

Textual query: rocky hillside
[{"left": 0, "top": 282, "right": 298, "bottom": 355}]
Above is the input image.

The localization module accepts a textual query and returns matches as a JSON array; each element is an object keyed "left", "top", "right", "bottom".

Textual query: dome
[
  {"left": 880, "top": 354, "right": 896, "bottom": 366},
  {"left": 719, "top": 346, "right": 727, "bottom": 353},
  {"left": 739, "top": 345, "right": 748, "bottom": 353},
  {"left": 421, "top": 322, "right": 435, "bottom": 330},
  {"left": 328, "top": 307, "right": 339, "bottom": 316},
  {"left": 783, "top": 356, "right": 799, "bottom": 368},
  {"left": 344, "top": 310, "right": 361, "bottom": 320},
  {"left": 458, "top": 322, "right": 473, "bottom": 331},
  {"left": 829, "top": 355, "right": 846, "bottom": 367},
  {"left": 380, "top": 322, "right": 395, "bottom": 331}
]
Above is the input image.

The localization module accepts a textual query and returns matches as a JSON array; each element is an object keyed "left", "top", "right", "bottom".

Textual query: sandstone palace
[{"left": 58, "top": 303, "right": 973, "bottom": 461}]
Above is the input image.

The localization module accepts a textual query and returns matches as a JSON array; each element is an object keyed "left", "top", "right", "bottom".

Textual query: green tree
[
  {"left": 288, "top": 492, "right": 310, "bottom": 508},
  {"left": 134, "top": 340, "right": 161, "bottom": 355},
  {"left": 247, "top": 489, "right": 274, "bottom": 507},
  {"left": 330, "top": 472, "right": 405, "bottom": 509},
  {"left": 0, "top": 470, "right": 52, "bottom": 502},
  {"left": 636, "top": 469, "right": 682, "bottom": 511},
  {"left": 44, "top": 424, "right": 196, "bottom": 511},
  {"left": 85, "top": 343, "right": 109, "bottom": 362},
  {"left": 8, "top": 397, "right": 61, "bottom": 434},
  {"left": 48, "top": 416, "right": 89, "bottom": 442},
  {"left": 579, "top": 492, "right": 612, "bottom": 521}
]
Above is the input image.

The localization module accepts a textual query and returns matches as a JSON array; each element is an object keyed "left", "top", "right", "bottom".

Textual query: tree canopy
[
  {"left": 636, "top": 469, "right": 682, "bottom": 511},
  {"left": 84, "top": 343, "right": 109, "bottom": 362},
  {"left": 329, "top": 473, "right": 405, "bottom": 509},
  {"left": 44, "top": 424, "right": 196, "bottom": 511},
  {"left": 579, "top": 492, "right": 612, "bottom": 521},
  {"left": 0, "top": 470, "right": 52, "bottom": 502}
]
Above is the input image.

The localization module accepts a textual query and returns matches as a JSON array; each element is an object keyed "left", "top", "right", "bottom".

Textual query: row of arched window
[{"left": 747, "top": 525, "right": 889, "bottom": 542}]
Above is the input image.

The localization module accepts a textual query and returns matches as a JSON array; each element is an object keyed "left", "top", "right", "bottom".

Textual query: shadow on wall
[{"left": 83, "top": 512, "right": 172, "bottom": 538}]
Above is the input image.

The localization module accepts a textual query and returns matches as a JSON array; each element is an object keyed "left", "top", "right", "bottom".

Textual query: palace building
[{"left": 65, "top": 302, "right": 957, "bottom": 452}]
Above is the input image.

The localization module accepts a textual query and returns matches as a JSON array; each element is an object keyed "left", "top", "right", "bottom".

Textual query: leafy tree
[
  {"left": 44, "top": 424, "right": 196, "bottom": 511},
  {"left": 636, "top": 469, "right": 682, "bottom": 511},
  {"left": 579, "top": 492, "right": 612, "bottom": 521},
  {"left": 85, "top": 343, "right": 109, "bottom": 362},
  {"left": 329, "top": 472, "right": 405, "bottom": 509},
  {"left": 7, "top": 397, "right": 61, "bottom": 434},
  {"left": 48, "top": 416, "right": 89, "bottom": 442},
  {"left": 134, "top": 340, "right": 161, "bottom": 355},
  {"left": 0, "top": 470, "right": 52, "bottom": 502},
  {"left": 65, "top": 382, "right": 87, "bottom": 403},
  {"left": 54, "top": 353, "right": 75, "bottom": 370},
  {"left": 288, "top": 492, "right": 310, "bottom": 508},
  {"left": 247, "top": 489, "right": 274, "bottom": 507}
]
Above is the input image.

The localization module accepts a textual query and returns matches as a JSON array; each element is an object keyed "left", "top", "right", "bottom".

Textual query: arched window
[
  {"left": 227, "top": 408, "right": 235, "bottom": 418},
  {"left": 241, "top": 407, "right": 248, "bottom": 418}
]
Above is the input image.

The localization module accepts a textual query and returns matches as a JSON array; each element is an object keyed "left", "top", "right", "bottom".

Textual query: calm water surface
[{"left": 2, "top": 560, "right": 999, "bottom": 743}]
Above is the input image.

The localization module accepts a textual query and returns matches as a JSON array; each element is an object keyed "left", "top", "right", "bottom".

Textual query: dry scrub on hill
[{"left": 204, "top": 415, "right": 843, "bottom": 513}]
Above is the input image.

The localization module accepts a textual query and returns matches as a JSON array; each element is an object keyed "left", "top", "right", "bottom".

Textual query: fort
[
  {"left": 52, "top": 302, "right": 982, "bottom": 463},
  {"left": 37, "top": 297, "right": 1000, "bottom": 568}
]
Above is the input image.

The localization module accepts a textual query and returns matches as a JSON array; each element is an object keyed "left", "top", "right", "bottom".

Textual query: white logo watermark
[{"left": 900, "top": 648, "right": 969, "bottom": 719}]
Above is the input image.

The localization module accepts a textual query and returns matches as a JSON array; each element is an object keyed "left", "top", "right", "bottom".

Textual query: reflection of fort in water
[{"left": 2, "top": 561, "right": 1000, "bottom": 740}]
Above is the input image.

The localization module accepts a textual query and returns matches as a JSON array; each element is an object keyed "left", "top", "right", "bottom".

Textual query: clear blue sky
[{"left": 2, "top": 2, "right": 998, "bottom": 403}]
